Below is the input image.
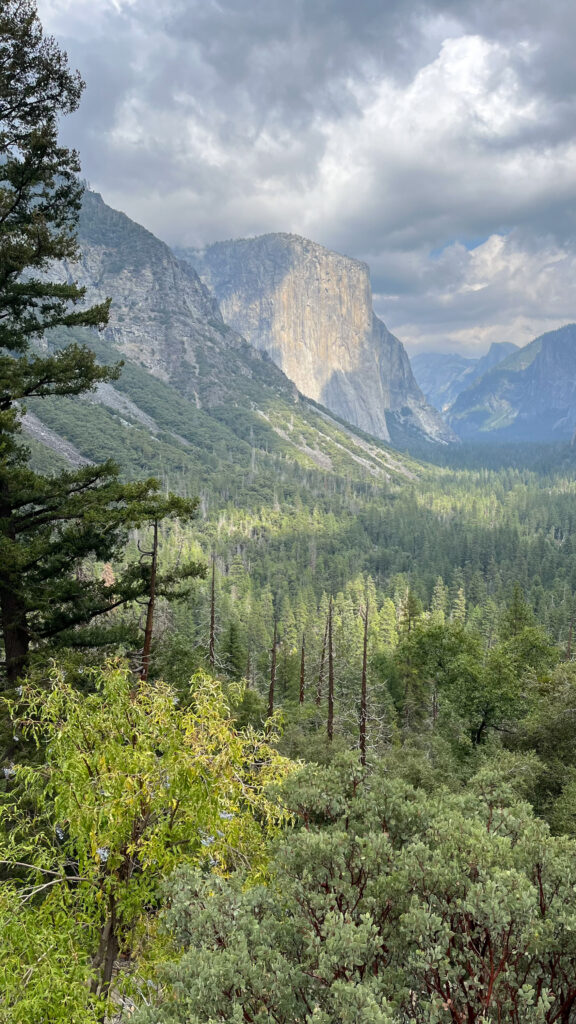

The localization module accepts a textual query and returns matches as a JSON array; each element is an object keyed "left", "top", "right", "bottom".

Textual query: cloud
[
  {"left": 35, "top": 0, "right": 576, "bottom": 354},
  {"left": 381, "top": 232, "right": 576, "bottom": 355}
]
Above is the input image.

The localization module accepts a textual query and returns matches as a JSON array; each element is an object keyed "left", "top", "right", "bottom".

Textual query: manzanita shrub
[{"left": 137, "top": 756, "right": 576, "bottom": 1024}]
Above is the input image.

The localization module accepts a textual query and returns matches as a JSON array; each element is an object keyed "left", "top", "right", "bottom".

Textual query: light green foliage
[
  {"left": 376, "top": 597, "right": 398, "bottom": 650},
  {"left": 379, "top": 616, "right": 557, "bottom": 749},
  {"left": 450, "top": 585, "right": 466, "bottom": 623},
  {"left": 135, "top": 757, "right": 576, "bottom": 1024},
  {"left": 0, "top": 662, "right": 293, "bottom": 1020},
  {"left": 430, "top": 577, "right": 447, "bottom": 624},
  {"left": 0, "top": 888, "right": 101, "bottom": 1024}
]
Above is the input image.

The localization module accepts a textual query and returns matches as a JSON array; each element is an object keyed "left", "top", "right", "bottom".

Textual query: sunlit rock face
[{"left": 185, "top": 233, "right": 455, "bottom": 445}]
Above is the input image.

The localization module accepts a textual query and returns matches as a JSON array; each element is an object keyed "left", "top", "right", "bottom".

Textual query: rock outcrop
[
  {"left": 183, "top": 234, "right": 455, "bottom": 445},
  {"left": 36, "top": 192, "right": 424, "bottom": 480}
]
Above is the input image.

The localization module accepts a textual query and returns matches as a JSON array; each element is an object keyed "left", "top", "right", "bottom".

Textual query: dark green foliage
[
  {"left": 6, "top": 462, "right": 202, "bottom": 636},
  {"left": 0, "top": 2, "right": 206, "bottom": 684},
  {"left": 0, "top": 0, "right": 110, "bottom": 351},
  {"left": 138, "top": 757, "right": 576, "bottom": 1024},
  {"left": 501, "top": 582, "right": 536, "bottom": 638},
  {"left": 220, "top": 621, "right": 246, "bottom": 680}
]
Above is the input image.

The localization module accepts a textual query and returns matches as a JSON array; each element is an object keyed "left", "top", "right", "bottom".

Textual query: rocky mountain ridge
[
  {"left": 446, "top": 325, "right": 576, "bottom": 441},
  {"left": 57, "top": 191, "right": 296, "bottom": 412},
  {"left": 411, "top": 342, "right": 519, "bottom": 412},
  {"left": 26, "top": 324, "right": 420, "bottom": 494},
  {"left": 182, "top": 233, "right": 455, "bottom": 446}
]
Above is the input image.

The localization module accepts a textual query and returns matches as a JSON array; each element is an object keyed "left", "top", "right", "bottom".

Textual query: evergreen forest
[{"left": 3, "top": 4, "right": 576, "bottom": 1022}]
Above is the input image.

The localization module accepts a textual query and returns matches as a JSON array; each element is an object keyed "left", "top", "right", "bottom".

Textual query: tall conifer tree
[{"left": 0, "top": 0, "right": 203, "bottom": 684}]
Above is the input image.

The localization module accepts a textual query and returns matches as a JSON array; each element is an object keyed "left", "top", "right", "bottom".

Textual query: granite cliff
[{"left": 182, "top": 234, "right": 455, "bottom": 446}]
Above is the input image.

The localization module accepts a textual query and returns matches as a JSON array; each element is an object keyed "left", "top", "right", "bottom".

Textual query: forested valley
[{"left": 3, "top": 3, "right": 576, "bottom": 1022}]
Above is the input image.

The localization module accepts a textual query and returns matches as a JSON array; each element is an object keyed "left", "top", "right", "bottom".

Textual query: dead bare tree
[
  {"left": 359, "top": 600, "right": 369, "bottom": 765},
  {"left": 268, "top": 619, "right": 278, "bottom": 720},
  {"left": 299, "top": 634, "right": 306, "bottom": 704},
  {"left": 316, "top": 617, "right": 329, "bottom": 706},
  {"left": 327, "top": 598, "right": 334, "bottom": 742}
]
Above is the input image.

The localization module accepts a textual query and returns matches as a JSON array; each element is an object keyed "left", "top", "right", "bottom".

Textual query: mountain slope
[
  {"left": 24, "top": 323, "right": 420, "bottom": 544},
  {"left": 412, "top": 342, "right": 519, "bottom": 412},
  {"left": 181, "top": 234, "right": 455, "bottom": 446},
  {"left": 53, "top": 191, "right": 300, "bottom": 413},
  {"left": 447, "top": 325, "right": 576, "bottom": 441}
]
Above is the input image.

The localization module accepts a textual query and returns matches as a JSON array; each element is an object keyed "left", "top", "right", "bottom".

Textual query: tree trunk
[
  {"left": 327, "top": 599, "right": 334, "bottom": 742},
  {"left": 209, "top": 553, "right": 216, "bottom": 670},
  {"left": 268, "top": 619, "right": 277, "bottom": 720},
  {"left": 316, "top": 618, "right": 328, "bottom": 706},
  {"left": 91, "top": 897, "right": 119, "bottom": 1012},
  {"left": 140, "top": 519, "right": 158, "bottom": 682},
  {"left": 0, "top": 499, "right": 30, "bottom": 687},
  {"left": 101, "top": 924, "right": 119, "bottom": 995},
  {"left": 93, "top": 897, "right": 119, "bottom": 1021},
  {"left": 299, "top": 634, "right": 306, "bottom": 704},
  {"left": 360, "top": 601, "right": 369, "bottom": 765},
  {"left": 0, "top": 584, "right": 30, "bottom": 687}
]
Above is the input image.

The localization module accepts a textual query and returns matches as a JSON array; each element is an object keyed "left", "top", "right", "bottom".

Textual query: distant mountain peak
[
  {"left": 448, "top": 323, "right": 576, "bottom": 441},
  {"left": 412, "top": 341, "right": 520, "bottom": 413}
]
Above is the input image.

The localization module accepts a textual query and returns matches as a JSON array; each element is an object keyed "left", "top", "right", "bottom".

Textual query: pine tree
[
  {"left": 399, "top": 587, "right": 423, "bottom": 635},
  {"left": 221, "top": 621, "right": 246, "bottom": 680},
  {"left": 430, "top": 576, "right": 447, "bottom": 623},
  {"left": 0, "top": 0, "right": 111, "bottom": 352},
  {"left": 268, "top": 619, "right": 278, "bottom": 720},
  {"left": 500, "top": 583, "right": 535, "bottom": 639},
  {"left": 377, "top": 597, "right": 398, "bottom": 649},
  {"left": 0, "top": 1, "right": 204, "bottom": 684},
  {"left": 298, "top": 634, "right": 306, "bottom": 704},
  {"left": 451, "top": 586, "right": 467, "bottom": 624}
]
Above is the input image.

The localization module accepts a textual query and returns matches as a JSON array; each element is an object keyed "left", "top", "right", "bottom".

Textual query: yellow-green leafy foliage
[{"left": 0, "top": 661, "right": 293, "bottom": 1022}]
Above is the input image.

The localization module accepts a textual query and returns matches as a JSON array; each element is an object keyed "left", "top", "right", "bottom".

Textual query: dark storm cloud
[{"left": 38, "top": 0, "right": 576, "bottom": 353}]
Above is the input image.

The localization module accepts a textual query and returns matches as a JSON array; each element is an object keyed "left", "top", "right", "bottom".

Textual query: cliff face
[{"left": 184, "top": 234, "right": 455, "bottom": 445}]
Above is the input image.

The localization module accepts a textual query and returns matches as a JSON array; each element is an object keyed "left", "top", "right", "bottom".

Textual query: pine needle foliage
[{"left": 0, "top": 1, "right": 204, "bottom": 683}]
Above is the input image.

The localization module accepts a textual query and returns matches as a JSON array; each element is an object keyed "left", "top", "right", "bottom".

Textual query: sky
[{"left": 37, "top": 0, "right": 576, "bottom": 355}]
